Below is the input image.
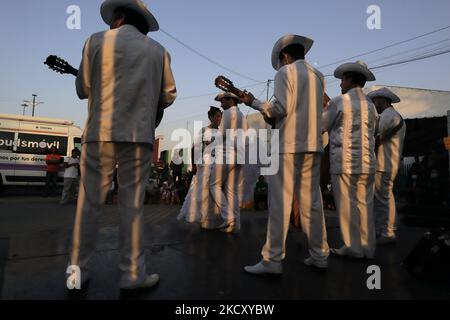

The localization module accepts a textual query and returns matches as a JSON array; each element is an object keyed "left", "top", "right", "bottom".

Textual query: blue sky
[{"left": 1, "top": 0, "right": 450, "bottom": 149}]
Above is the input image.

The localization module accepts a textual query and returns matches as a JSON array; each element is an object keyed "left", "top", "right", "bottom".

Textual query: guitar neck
[
  {"left": 227, "top": 86, "right": 244, "bottom": 99},
  {"left": 67, "top": 67, "right": 78, "bottom": 77}
]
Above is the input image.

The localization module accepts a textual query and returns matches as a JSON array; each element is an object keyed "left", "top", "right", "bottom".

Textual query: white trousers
[
  {"left": 209, "top": 164, "right": 241, "bottom": 226},
  {"left": 70, "top": 142, "right": 152, "bottom": 288},
  {"left": 374, "top": 172, "right": 397, "bottom": 238},
  {"left": 61, "top": 177, "right": 79, "bottom": 204},
  {"left": 331, "top": 173, "right": 376, "bottom": 258},
  {"left": 262, "top": 153, "right": 329, "bottom": 263}
]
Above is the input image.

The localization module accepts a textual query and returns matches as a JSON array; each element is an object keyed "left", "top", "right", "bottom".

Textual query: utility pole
[
  {"left": 32, "top": 94, "right": 37, "bottom": 117},
  {"left": 266, "top": 79, "right": 274, "bottom": 100},
  {"left": 24, "top": 94, "right": 44, "bottom": 117},
  {"left": 20, "top": 103, "right": 29, "bottom": 116}
]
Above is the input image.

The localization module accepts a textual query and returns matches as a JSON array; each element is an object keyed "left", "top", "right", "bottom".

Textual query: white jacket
[
  {"left": 376, "top": 107, "right": 406, "bottom": 175},
  {"left": 322, "top": 87, "right": 378, "bottom": 175},
  {"left": 252, "top": 60, "right": 325, "bottom": 154},
  {"left": 215, "top": 106, "right": 248, "bottom": 165},
  {"left": 76, "top": 25, "right": 177, "bottom": 145}
]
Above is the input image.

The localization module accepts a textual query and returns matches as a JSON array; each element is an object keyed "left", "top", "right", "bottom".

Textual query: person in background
[
  {"left": 145, "top": 178, "right": 160, "bottom": 204},
  {"left": 160, "top": 176, "right": 174, "bottom": 204},
  {"left": 170, "top": 149, "right": 184, "bottom": 184},
  {"left": 406, "top": 156, "right": 423, "bottom": 204},
  {"left": 156, "top": 158, "right": 170, "bottom": 185},
  {"left": 367, "top": 87, "right": 406, "bottom": 245},
  {"left": 178, "top": 171, "right": 193, "bottom": 203},
  {"left": 426, "top": 141, "right": 450, "bottom": 206},
  {"left": 254, "top": 175, "right": 268, "bottom": 211},
  {"left": 44, "top": 146, "right": 62, "bottom": 197},
  {"left": 60, "top": 148, "right": 81, "bottom": 205}
]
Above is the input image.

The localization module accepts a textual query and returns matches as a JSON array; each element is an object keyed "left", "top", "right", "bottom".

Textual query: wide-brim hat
[
  {"left": 334, "top": 60, "right": 376, "bottom": 81},
  {"left": 101, "top": 0, "right": 159, "bottom": 33},
  {"left": 215, "top": 92, "right": 241, "bottom": 102},
  {"left": 367, "top": 87, "right": 401, "bottom": 103},
  {"left": 271, "top": 34, "right": 314, "bottom": 71}
]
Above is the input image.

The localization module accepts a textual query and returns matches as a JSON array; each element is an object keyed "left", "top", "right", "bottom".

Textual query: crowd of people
[
  {"left": 149, "top": 166, "right": 193, "bottom": 206},
  {"left": 406, "top": 144, "right": 450, "bottom": 206},
  {"left": 43, "top": 144, "right": 267, "bottom": 209}
]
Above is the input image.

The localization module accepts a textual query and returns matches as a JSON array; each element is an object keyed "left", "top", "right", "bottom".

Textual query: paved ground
[{"left": 0, "top": 194, "right": 449, "bottom": 300}]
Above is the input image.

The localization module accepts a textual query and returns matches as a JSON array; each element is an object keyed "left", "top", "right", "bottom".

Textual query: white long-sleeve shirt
[
  {"left": 215, "top": 106, "right": 248, "bottom": 165},
  {"left": 251, "top": 60, "right": 325, "bottom": 154},
  {"left": 376, "top": 107, "right": 406, "bottom": 175},
  {"left": 322, "top": 87, "right": 378, "bottom": 175},
  {"left": 192, "top": 126, "right": 220, "bottom": 166},
  {"left": 76, "top": 25, "right": 177, "bottom": 145}
]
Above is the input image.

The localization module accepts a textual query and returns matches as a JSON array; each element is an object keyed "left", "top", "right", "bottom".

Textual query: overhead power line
[
  {"left": 177, "top": 81, "right": 266, "bottom": 101},
  {"left": 365, "top": 38, "right": 450, "bottom": 66},
  {"left": 318, "top": 25, "right": 450, "bottom": 70},
  {"left": 160, "top": 28, "right": 262, "bottom": 83},
  {"left": 323, "top": 44, "right": 450, "bottom": 78},
  {"left": 371, "top": 48, "right": 450, "bottom": 70},
  {"left": 325, "top": 47, "right": 450, "bottom": 88}
]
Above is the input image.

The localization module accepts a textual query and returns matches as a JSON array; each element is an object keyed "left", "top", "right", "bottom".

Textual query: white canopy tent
[{"left": 364, "top": 85, "right": 450, "bottom": 119}]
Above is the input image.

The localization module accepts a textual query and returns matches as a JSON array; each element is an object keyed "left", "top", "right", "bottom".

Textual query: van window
[
  {"left": 16, "top": 133, "right": 68, "bottom": 155},
  {"left": 74, "top": 137, "right": 82, "bottom": 151},
  {"left": 0, "top": 131, "right": 15, "bottom": 152}
]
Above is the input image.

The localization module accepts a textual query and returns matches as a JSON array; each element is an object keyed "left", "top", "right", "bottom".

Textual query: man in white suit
[
  {"left": 241, "top": 34, "right": 329, "bottom": 273},
  {"left": 322, "top": 61, "right": 378, "bottom": 259},
  {"left": 368, "top": 88, "right": 406, "bottom": 245},
  {"left": 69, "top": 0, "right": 176, "bottom": 290}
]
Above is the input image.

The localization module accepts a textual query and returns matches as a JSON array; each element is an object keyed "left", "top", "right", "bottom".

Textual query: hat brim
[
  {"left": 101, "top": 0, "right": 159, "bottom": 32},
  {"left": 334, "top": 63, "right": 376, "bottom": 81},
  {"left": 368, "top": 89, "right": 401, "bottom": 103},
  {"left": 215, "top": 93, "right": 240, "bottom": 102},
  {"left": 271, "top": 35, "right": 314, "bottom": 71}
]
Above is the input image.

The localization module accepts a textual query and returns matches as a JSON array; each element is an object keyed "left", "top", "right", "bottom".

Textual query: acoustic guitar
[
  {"left": 44, "top": 55, "right": 165, "bottom": 128},
  {"left": 215, "top": 75, "right": 331, "bottom": 127}
]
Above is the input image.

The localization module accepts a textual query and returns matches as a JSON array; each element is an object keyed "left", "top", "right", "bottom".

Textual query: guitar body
[{"left": 44, "top": 55, "right": 165, "bottom": 128}]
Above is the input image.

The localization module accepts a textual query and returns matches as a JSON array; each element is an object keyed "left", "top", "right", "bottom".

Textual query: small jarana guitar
[{"left": 44, "top": 55, "right": 165, "bottom": 128}]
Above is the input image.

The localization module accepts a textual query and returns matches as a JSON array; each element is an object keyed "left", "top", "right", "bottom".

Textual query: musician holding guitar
[
  {"left": 58, "top": 0, "right": 177, "bottom": 291},
  {"left": 235, "top": 34, "right": 330, "bottom": 274},
  {"left": 44, "top": 55, "right": 167, "bottom": 128}
]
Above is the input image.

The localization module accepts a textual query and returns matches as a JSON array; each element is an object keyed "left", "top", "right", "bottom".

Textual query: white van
[{"left": 0, "top": 113, "right": 82, "bottom": 188}]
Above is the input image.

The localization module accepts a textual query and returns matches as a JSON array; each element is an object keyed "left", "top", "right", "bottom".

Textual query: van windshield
[
  {"left": 74, "top": 137, "right": 82, "bottom": 151},
  {"left": 0, "top": 131, "right": 15, "bottom": 153}
]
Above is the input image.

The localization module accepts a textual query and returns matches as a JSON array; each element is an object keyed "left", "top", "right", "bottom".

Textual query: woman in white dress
[{"left": 178, "top": 107, "right": 223, "bottom": 228}]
